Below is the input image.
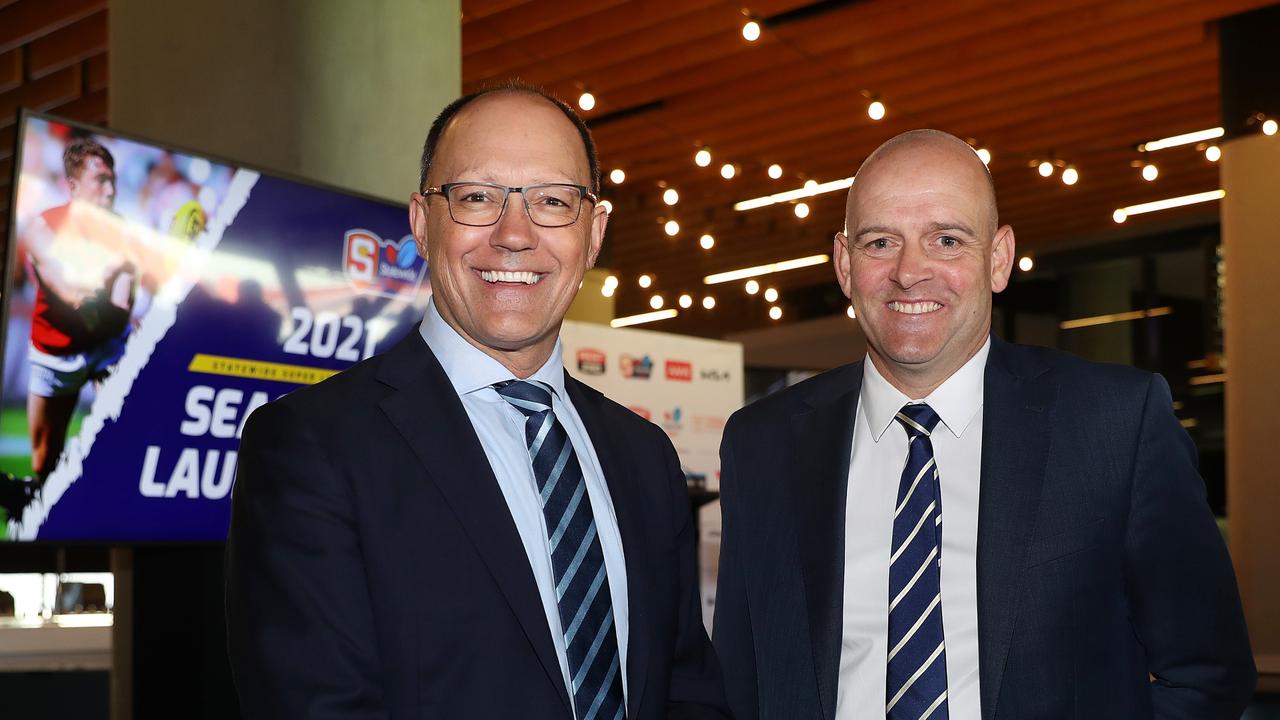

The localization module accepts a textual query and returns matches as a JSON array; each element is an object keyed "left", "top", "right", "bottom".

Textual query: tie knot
[
  {"left": 494, "top": 380, "right": 554, "bottom": 416},
  {"left": 895, "top": 402, "right": 941, "bottom": 438}
]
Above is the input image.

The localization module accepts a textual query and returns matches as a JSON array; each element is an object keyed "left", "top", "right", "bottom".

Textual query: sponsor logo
[
  {"left": 699, "top": 368, "right": 732, "bottom": 382},
  {"left": 661, "top": 406, "right": 683, "bottom": 433},
  {"left": 343, "top": 229, "right": 427, "bottom": 299},
  {"left": 693, "top": 414, "right": 727, "bottom": 433},
  {"left": 577, "top": 349, "right": 606, "bottom": 375},
  {"left": 619, "top": 353, "right": 653, "bottom": 379},
  {"left": 628, "top": 406, "right": 651, "bottom": 421},
  {"left": 665, "top": 360, "right": 693, "bottom": 382}
]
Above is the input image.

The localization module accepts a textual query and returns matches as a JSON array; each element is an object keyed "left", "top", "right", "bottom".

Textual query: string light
[
  {"left": 638, "top": 274, "right": 652, "bottom": 288},
  {"left": 769, "top": 306, "right": 783, "bottom": 320},
  {"left": 720, "top": 163, "right": 736, "bottom": 179},
  {"left": 601, "top": 284, "right": 615, "bottom": 297},
  {"left": 763, "top": 287, "right": 779, "bottom": 303},
  {"left": 1037, "top": 161, "right": 1054, "bottom": 178},
  {"left": 1205, "top": 145, "right": 1221, "bottom": 162},
  {"left": 1061, "top": 167, "right": 1079, "bottom": 185},
  {"left": 577, "top": 92, "right": 595, "bottom": 111},
  {"left": 742, "top": 20, "right": 761, "bottom": 42},
  {"left": 794, "top": 202, "right": 810, "bottom": 218},
  {"left": 1018, "top": 256, "right": 1034, "bottom": 272},
  {"left": 663, "top": 188, "right": 679, "bottom": 205},
  {"left": 695, "top": 148, "right": 712, "bottom": 167},
  {"left": 1141, "top": 164, "right": 1158, "bottom": 181},
  {"left": 1264, "top": 119, "right": 1278, "bottom": 136},
  {"left": 649, "top": 294, "right": 664, "bottom": 309},
  {"left": 664, "top": 220, "right": 680, "bottom": 236},
  {"left": 702, "top": 296, "right": 716, "bottom": 310},
  {"left": 867, "top": 100, "right": 886, "bottom": 121},
  {"left": 745, "top": 279, "right": 760, "bottom": 295},
  {"left": 609, "top": 168, "right": 625, "bottom": 184},
  {"left": 678, "top": 294, "right": 693, "bottom": 309},
  {"left": 699, "top": 234, "right": 715, "bottom": 250},
  {"left": 768, "top": 164, "right": 783, "bottom": 179}
]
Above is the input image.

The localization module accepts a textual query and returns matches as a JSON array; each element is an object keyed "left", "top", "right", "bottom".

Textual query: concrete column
[
  {"left": 109, "top": 0, "right": 460, "bottom": 203},
  {"left": 1222, "top": 132, "right": 1280, "bottom": 690}
]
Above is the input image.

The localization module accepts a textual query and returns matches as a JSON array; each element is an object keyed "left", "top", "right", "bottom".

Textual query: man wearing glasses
[{"left": 226, "top": 85, "right": 730, "bottom": 720}]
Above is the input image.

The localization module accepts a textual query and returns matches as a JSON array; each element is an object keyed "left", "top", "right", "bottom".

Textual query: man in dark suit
[
  {"left": 712, "top": 129, "right": 1255, "bottom": 719},
  {"left": 226, "top": 85, "right": 729, "bottom": 719}
]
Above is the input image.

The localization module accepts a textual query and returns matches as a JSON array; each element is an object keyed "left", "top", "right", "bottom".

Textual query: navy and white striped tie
[
  {"left": 886, "top": 403, "right": 949, "bottom": 719},
  {"left": 495, "top": 380, "right": 625, "bottom": 720}
]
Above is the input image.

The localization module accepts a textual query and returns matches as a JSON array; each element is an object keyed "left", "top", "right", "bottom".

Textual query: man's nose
[
  {"left": 490, "top": 192, "right": 539, "bottom": 252},
  {"left": 891, "top": 240, "right": 932, "bottom": 287}
]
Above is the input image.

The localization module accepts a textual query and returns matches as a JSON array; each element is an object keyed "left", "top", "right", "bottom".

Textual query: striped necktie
[
  {"left": 495, "top": 380, "right": 626, "bottom": 720},
  {"left": 886, "top": 403, "right": 949, "bottom": 719}
]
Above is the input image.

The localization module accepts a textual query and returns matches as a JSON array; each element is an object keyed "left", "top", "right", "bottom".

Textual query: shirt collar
[
  {"left": 859, "top": 337, "right": 990, "bottom": 442},
  {"left": 418, "top": 297, "right": 567, "bottom": 401}
]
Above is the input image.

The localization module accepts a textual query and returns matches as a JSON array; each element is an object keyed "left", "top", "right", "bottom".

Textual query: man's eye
[
  {"left": 938, "top": 235, "right": 959, "bottom": 248},
  {"left": 870, "top": 239, "right": 889, "bottom": 250},
  {"left": 460, "top": 192, "right": 494, "bottom": 203}
]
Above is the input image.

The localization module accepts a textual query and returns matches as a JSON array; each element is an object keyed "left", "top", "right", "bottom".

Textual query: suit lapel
[
  {"left": 565, "top": 375, "right": 651, "bottom": 719},
  {"left": 790, "top": 364, "right": 862, "bottom": 720},
  {"left": 976, "top": 338, "right": 1055, "bottom": 720},
  {"left": 376, "top": 334, "right": 573, "bottom": 715}
]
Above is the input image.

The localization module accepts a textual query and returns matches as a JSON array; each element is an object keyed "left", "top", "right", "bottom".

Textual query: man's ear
[
  {"left": 833, "top": 232, "right": 854, "bottom": 300},
  {"left": 990, "top": 224, "right": 1016, "bottom": 293},
  {"left": 409, "top": 192, "right": 430, "bottom": 259},
  {"left": 586, "top": 202, "right": 608, "bottom": 269}
]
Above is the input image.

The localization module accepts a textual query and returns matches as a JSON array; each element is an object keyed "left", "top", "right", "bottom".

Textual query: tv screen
[{"left": 1, "top": 113, "right": 429, "bottom": 542}]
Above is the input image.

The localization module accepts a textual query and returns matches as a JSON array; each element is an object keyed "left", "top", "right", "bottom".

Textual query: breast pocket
[{"left": 1025, "top": 516, "right": 1109, "bottom": 568}]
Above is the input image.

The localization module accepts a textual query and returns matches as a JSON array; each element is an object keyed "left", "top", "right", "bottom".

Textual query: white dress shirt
[
  {"left": 419, "top": 299, "right": 629, "bottom": 714},
  {"left": 835, "top": 339, "right": 989, "bottom": 719}
]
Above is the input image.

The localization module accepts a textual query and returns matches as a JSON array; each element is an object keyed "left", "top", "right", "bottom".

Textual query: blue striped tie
[
  {"left": 886, "top": 403, "right": 949, "bottom": 719},
  {"left": 495, "top": 380, "right": 626, "bottom": 720}
]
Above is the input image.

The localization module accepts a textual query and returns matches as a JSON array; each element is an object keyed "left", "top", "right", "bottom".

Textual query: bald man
[{"left": 712, "top": 130, "right": 1255, "bottom": 719}]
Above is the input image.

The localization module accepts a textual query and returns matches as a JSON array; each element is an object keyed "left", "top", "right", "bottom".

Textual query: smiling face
[
  {"left": 409, "top": 92, "right": 606, "bottom": 377},
  {"left": 834, "top": 132, "right": 1014, "bottom": 397},
  {"left": 68, "top": 155, "right": 116, "bottom": 209}
]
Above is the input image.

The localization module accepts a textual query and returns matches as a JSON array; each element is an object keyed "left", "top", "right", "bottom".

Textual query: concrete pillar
[
  {"left": 1222, "top": 131, "right": 1280, "bottom": 691},
  {"left": 109, "top": 0, "right": 460, "bottom": 203}
]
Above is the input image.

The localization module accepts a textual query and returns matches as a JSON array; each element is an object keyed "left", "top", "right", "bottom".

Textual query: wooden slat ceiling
[
  {"left": 0, "top": 0, "right": 110, "bottom": 271},
  {"left": 463, "top": 0, "right": 1276, "bottom": 338}
]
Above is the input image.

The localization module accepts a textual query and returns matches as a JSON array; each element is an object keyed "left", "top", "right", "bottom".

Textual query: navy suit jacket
[
  {"left": 226, "top": 332, "right": 729, "bottom": 719},
  {"left": 713, "top": 336, "right": 1255, "bottom": 719}
]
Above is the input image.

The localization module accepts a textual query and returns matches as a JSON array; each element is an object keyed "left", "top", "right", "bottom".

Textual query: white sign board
[{"left": 560, "top": 320, "right": 743, "bottom": 627}]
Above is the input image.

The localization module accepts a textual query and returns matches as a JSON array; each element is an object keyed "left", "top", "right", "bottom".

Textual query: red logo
[
  {"left": 665, "top": 360, "right": 693, "bottom": 382},
  {"left": 576, "top": 348, "right": 606, "bottom": 375},
  {"left": 628, "top": 406, "right": 651, "bottom": 421}
]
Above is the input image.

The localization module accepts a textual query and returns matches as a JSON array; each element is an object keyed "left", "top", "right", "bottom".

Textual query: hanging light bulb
[
  {"left": 678, "top": 294, "right": 693, "bottom": 309},
  {"left": 599, "top": 199, "right": 613, "bottom": 214},
  {"left": 1018, "top": 256, "right": 1034, "bottom": 272},
  {"left": 577, "top": 92, "right": 596, "bottom": 111},
  {"left": 976, "top": 148, "right": 991, "bottom": 165},
  {"left": 1142, "top": 164, "right": 1158, "bottom": 181},
  {"left": 768, "top": 164, "right": 783, "bottom": 179},
  {"left": 745, "top": 279, "right": 760, "bottom": 295},
  {"left": 1264, "top": 118, "right": 1278, "bottom": 136},
  {"left": 867, "top": 100, "right": 886, "bottom": 120},
  {"left": 769, "top": 306, "right": 783, "bottom": 320},
  {"left": 695, "top": 148, "right": 712, "bottom": 167},
  {"left": 702, "top": 296, "right": 716, "bottom": 310},
  {"left": 763, "top": 287, "right": 779, "bottom": 303},
  {"left": 742, "top": 20, "right": 761, "bottom": 42},
  {"left": 720, "top": 163, "right": 736, "bottom": 180},
  {"left": 699, "top": 234, "right": 715, "bottom": 250},
  {"left": 1038, "top": 161, "right": 1054, "bottom": 178},
  {"left": 664, "top": 220, "right": 680, "bottom": 236},
  {"left": 1061, "top": 167, "right": 1079, "bottom": 185},
  {"left": 638, "top": 274, "right": 652, "bottom": 288},
  {"left": 609, "top": 168, "right": 625, "bottom": 184},
  {"left": 1205, "top": 145, "right": 1221, "bottom": 162},
  {"left": 663, "top": 188, "right": 679, "bottom": 205},
  {"left": 794, "top": 202, "right": 810, "bottom": 218},
  {"left": 650, "top": 294, "right": 664, "bottom": 310}
]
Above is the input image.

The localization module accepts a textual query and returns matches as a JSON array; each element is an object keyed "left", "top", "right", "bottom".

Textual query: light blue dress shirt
[{"left": 419, "top": 298, "right": 630, "bottom": 713}]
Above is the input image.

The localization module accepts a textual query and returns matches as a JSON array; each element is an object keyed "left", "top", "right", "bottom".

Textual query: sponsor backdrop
[
  {"left": 560, "top": 320, "right": 744, "bottom": 626},
  {"left": 3, "top": 114, "right": 429, "bottom": 541}
]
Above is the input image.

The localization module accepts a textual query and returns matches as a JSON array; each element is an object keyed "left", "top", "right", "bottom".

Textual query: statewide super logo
[
  {"left": 619, "top": 353, "right": 653, "bottom": 379},
  {"left": 577, "top": 349, "right": 606, "bottom": 375},
  {"left": 343, "top": 229, "right": 428, "bottom": 299}
]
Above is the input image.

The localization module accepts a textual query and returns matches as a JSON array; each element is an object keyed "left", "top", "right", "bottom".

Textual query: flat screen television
[{"left": 1, "top": 112, "right": 430, "bottom": 542}]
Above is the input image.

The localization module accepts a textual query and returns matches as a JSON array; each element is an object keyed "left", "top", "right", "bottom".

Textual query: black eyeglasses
[{"left": 423, "top": 182, "right": 598, "bottom": 228}]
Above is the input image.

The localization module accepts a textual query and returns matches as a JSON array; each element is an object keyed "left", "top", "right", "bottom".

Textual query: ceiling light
[
  {"left": 601, "top": 284, "right": 615, "bottom": 298},
  {"left": 1018, "top": 256, "right": 1034, "bottom": 272},
  {"left": 1061, "top": 167, "right": 1079, "bottom": 185},
  {"left": 768, "top": 164, "right": 783, "bottom": 179},
  {"left": 638, "top": 274, "right": 652, "bottom": 288},
  {"left": 1138, "top": 127, "right": 1223, "bottom": 152},
  {"left": 650, "top": 294, "right": 664, "bottom": 310},
  {"left": 734, "top": 177, "right": 853, "bottom": 211},
  {"left": 742, "top": 20, "right": 761, "bottom": 42},
  {"left": 702, "top": 296, "right": 716, "bottom": 310},
  {"left": 699, "top": 234, "right": 715, "bottom": 250},
  {"left": 611, "top": 309, "right": 677, "bottom": 328},
  {"left": 976, "top": 148, "right": 991, "bottom": 165},
  {"left": 720, "top": 163, "right": 736, "bottom": 179},
  {"left": 846, "top": 305, "right": 856, "bottom": 319},
  {"left": 663, "top": 188, "right": 679, "bottom": 205},
  {"left": 577, "top": 92, "right": 596, "bottom": 111},
  {"left": 603, "top": 274, "right": 618, "bottom": 288},
  {"left": 695, "top": 148, "right": 712, "bottom": 167},
  {"left": 745, "top": 279, "right": 760, "bottom": 295},
  {"left": 678, "top": 294, "right": 693, "bottom": 309},
  {"left": 1037, "top": 161, "right": 1054, "bottom": 178},
  {"left": 609, "top": 168, "right": 625, "bottom": 184},
  {"left": 867, "top": 100, "right": 886, "bottom": 121},
  {"left": 1264, "top": 119, "right": 1278, "bottom": 136},
  {"left": 769, "top": 306, "right": 783, "bottom": 320},
  {"left": 1205, "top": 145, "right": 1221, "bottom": 162},
  {"left": 1114, "top": 189, "right": 1224, "bottom": 221},
  {"left": 600, "top": 199, "right": 613, "bottom": 214},
  {"left": 1141, "top": 164, "right": 1158, "bottom": 181},
  {"left": 763, "top": 287, "right": 779, "bottom": 303},
  {"left": 794, "top": 202, "right": 810, "bottom": 218},
  {"left": 704, "top": 254, "right": 831, "bottom": 284},
  {"left": 1060, "top": 306, "right": 1172, "bottom": 331},
  {"left": 664, "top": 220, "right": 680, "bottom": 236}
]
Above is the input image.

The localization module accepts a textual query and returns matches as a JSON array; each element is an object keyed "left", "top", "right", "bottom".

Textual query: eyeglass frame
[{"left": 422, "top": 181, "right": 600, "bottom": 228}]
